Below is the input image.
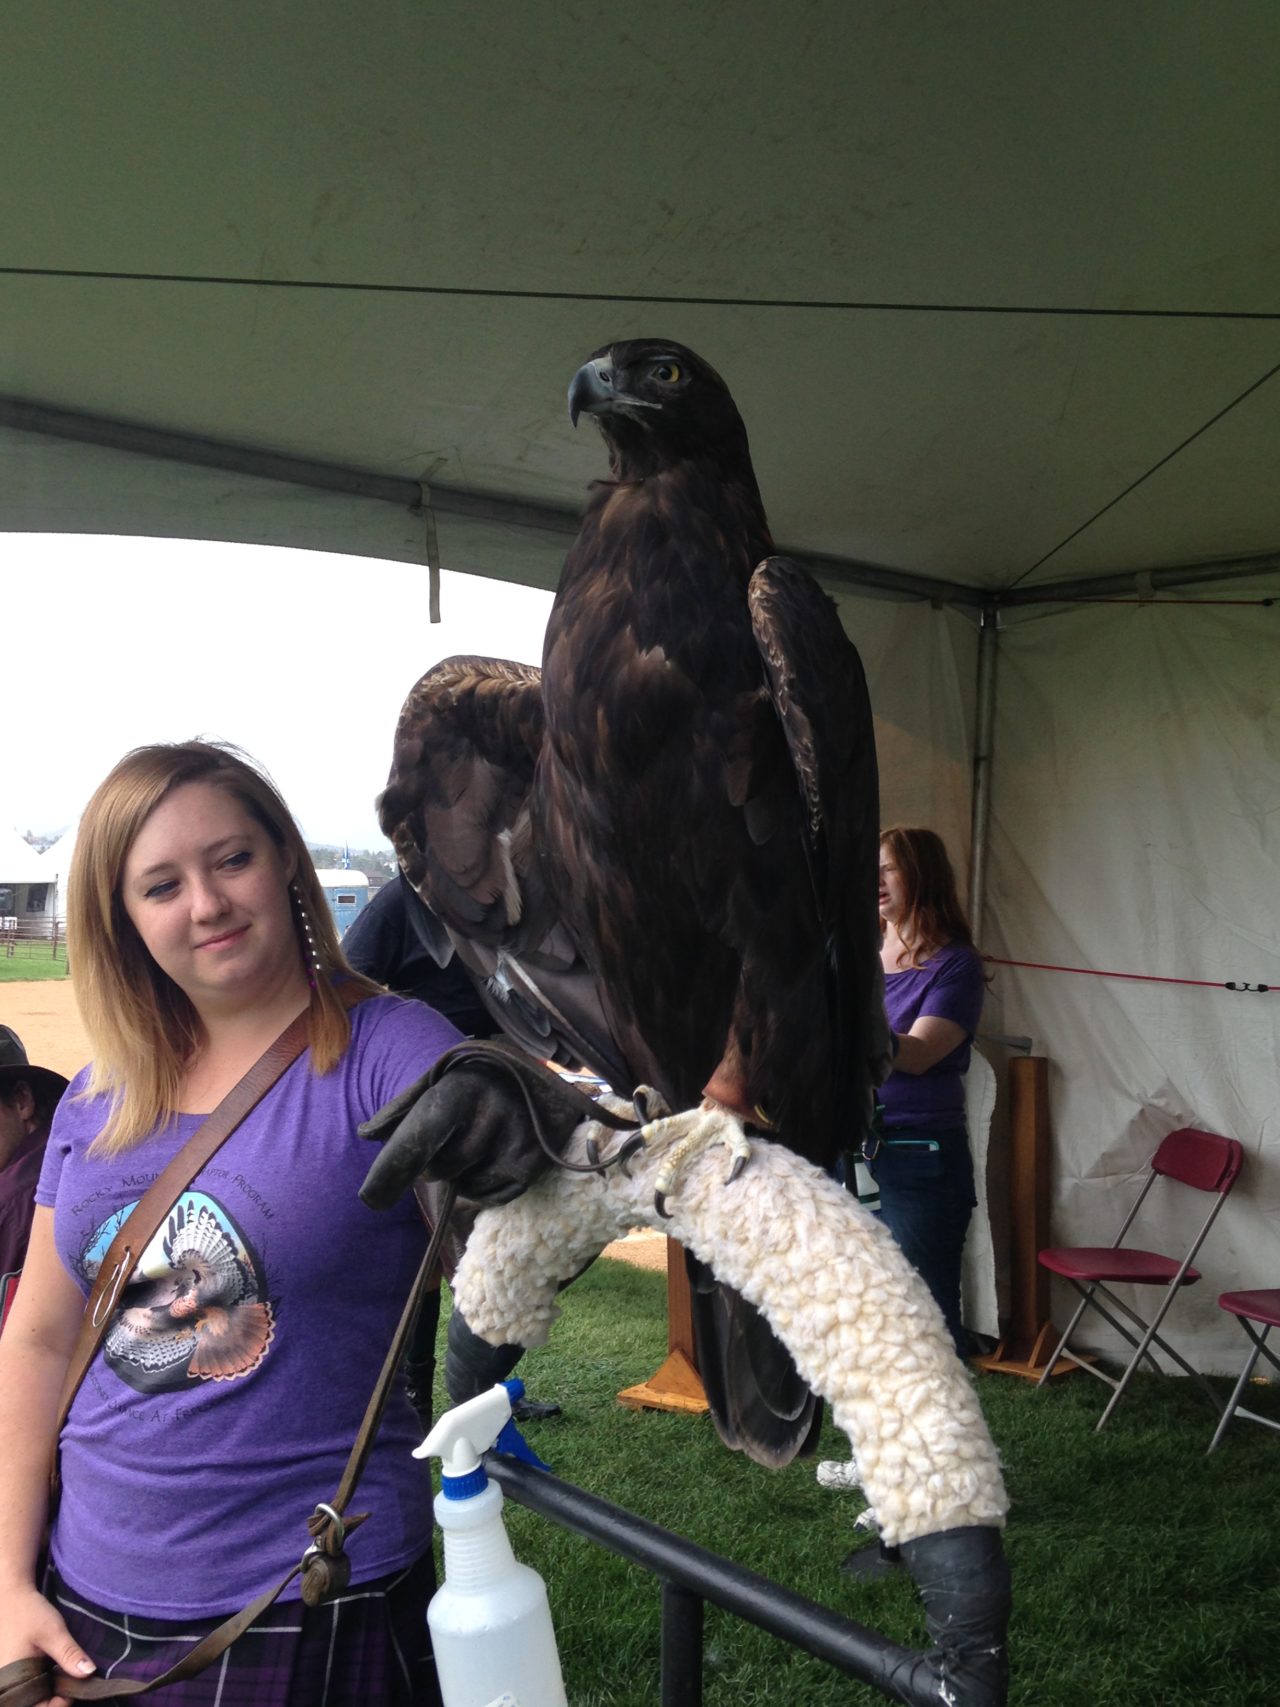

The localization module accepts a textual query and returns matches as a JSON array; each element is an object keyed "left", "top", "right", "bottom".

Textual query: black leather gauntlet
[{"left": 359, "top": 1039, "right": 624, "bottom": 1210}]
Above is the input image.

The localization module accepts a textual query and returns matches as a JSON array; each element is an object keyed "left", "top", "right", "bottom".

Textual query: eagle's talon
[
  {"left": 639, "top": 1103, "right": 753, "bottom": 1214},
  {"left": 611, "top": 1133, "right": 645, "bottom": 1179},
  {"left": 585, "top": 1135, "right": 600, "bottom": 1167}
]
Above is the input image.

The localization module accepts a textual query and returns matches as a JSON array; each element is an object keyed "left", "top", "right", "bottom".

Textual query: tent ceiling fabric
[{"left": 2, "top": 3, "right": 1279, "bottom": 593}]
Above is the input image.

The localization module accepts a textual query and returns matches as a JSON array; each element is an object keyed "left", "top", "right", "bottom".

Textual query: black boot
[
  {"left": 511, "top": 1396, "right": 563, "bottom": 1421},
  {"left": 403, "top": 1355, "right": 436, "bottom": 1436},
  {"left": 840, "top": 1538, "right": 901, "bottom": 1578},
  {"left": 403, "top": 1285, "right": 441, "bottom": 1434},
  {"left": 884, "top": 1526, "right": 1011, "bottom": 1707}
]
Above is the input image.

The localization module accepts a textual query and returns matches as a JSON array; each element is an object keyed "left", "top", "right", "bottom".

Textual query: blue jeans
[{"left": 868, "top": 1124, "right": 975, "bottom": 1356}]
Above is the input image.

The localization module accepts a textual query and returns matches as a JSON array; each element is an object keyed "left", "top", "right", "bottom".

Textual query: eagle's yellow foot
[{"left": 639, "top": 1099, "right": 753, "bottom": 1218}]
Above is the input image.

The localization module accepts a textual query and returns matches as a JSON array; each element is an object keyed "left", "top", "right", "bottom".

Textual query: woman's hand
[
  {"left": 0, "top": 1583, "right": 96, "bottom": 1707},
  {"left": 891, "top": 1015, "right": 966, "bottom": 1075}
]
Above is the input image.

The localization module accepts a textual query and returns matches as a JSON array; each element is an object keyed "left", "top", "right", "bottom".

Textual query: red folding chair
[
  {"left": 1207, "top": 1289, "right": 1280, "bottom": 1452},
  {"left": 1036, "top": 1127, "right": 1243, "bottom": 1429}
]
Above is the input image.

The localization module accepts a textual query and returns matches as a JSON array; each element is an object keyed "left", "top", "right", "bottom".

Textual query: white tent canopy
[{"left": 3, "top": 4, "right": 1277, "bottom": 1366}]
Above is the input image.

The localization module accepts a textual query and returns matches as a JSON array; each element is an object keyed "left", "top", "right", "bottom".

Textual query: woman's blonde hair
[
  {"left": 69, "top": 740, "right": 382, "bottom": 1154},
  {"left": 880, "top": 825, "right": 978, "bottom": 969}
]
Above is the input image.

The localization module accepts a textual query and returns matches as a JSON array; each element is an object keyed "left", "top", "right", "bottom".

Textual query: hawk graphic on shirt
[{"left": 82, "top": 1193, "right": 275, "bottom": 1393}]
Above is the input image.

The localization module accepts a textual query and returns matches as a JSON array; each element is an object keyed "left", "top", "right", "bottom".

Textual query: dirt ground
[
  {"left": 0, "top": 979, "right": 668, "bottom": 1272},
  {"left": 1, "top": 977, "right": 88, "bottom": 1080}
]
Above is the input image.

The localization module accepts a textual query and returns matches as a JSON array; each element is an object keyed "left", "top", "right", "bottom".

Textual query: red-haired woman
[{"left": 871, "top": 827, "right": 986, "bottom": 1356}]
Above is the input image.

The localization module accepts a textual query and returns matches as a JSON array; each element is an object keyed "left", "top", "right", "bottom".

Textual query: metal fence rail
[
  {"left": 0, "top": 917, "right": 65, "bottom": 958},
  {"left": 486, "top": 1453, "right": 919, "bottom": 1705}
]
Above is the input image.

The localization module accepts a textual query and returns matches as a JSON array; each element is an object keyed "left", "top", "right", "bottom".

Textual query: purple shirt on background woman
[{"left": 880, "top": 941, "right": 986, "bottom": 1129}]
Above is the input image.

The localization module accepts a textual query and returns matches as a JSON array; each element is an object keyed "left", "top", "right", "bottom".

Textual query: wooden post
[
  {"left": 973, "top": 1054, "right": 1085, "bottom": 1380},
  {"left": 617, "top": 1236, "right": 709, "bottom": 1414}
]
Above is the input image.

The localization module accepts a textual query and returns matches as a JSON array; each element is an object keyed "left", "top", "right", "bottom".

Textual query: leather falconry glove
[{"left": 358, "top": 1040, "right": 627, "bottom": 1210}]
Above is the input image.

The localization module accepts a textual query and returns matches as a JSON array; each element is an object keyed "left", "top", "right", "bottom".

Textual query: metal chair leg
[
  {"left": 1088, "top": 1285, "right": 1221, "bottom": 1425},
  {"left": 1036, "top": 1288, "right": 1093, "bottom": 1388},
  {"left": 1208, "top": 1321, "right": 1275, "bottom": 1453}
]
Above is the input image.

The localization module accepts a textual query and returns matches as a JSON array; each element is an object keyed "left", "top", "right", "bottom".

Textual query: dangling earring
[{"left": 292, "top": 880, "right": 323, "bottom": 989}]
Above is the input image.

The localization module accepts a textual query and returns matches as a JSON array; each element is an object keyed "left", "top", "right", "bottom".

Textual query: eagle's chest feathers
[
  {"left": 542, "top": 469, "right": 766, "bottom": 859},
  {"left": 548, "top": 579, "right": 753, "bottom": 792}
]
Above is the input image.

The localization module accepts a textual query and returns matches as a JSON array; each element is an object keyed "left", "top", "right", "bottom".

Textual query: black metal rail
[{"left": 485, "top": 1453, "right": 917, "bottom": 1703}]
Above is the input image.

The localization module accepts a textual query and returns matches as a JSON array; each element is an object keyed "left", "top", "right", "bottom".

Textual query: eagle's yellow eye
[{"left": 653, "top": 361, "right": 682, "bottom": 385}]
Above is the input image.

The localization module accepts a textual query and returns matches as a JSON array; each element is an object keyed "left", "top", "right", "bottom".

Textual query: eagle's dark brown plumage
[{"left": 379, "top": 338, "right": 886, "bottom": 1466}]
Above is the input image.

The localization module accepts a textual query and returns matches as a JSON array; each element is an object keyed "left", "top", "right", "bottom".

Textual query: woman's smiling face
[{"left": 120, "top": 780, "right": 301, "bottom": 1014}]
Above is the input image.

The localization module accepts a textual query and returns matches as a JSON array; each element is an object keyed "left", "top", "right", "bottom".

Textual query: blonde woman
[{"left": 0, "top": 742, "right": 460, "bottom": 1706}]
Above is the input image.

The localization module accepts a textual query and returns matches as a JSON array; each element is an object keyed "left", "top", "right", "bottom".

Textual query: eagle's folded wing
[
  {"left": 749, "top": 558, "right": 892, "bottom": 1128},
  {"left": 378, "top": 654, "right": 628, "bottom": 1084},
  {"left": 379, "top": 654, "right": 545, "bottom": 946}
]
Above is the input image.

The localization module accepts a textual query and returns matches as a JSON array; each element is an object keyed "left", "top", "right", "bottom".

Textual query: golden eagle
[{"left": 375, "top": 339, "right": 886, "bottom": 1467}]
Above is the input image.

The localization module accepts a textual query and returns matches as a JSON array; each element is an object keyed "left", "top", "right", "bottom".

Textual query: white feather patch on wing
[{"left": 497, "top": 827, "right": 523, "bottom": 925}]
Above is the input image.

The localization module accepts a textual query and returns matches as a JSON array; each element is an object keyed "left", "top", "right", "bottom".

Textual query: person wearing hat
[{"left": 0, "top": 1026, "right": 69, "bottom": 1318}]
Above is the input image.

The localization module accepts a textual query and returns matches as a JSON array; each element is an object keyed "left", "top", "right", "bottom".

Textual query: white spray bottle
[{"left": 417, "top": 1379, "right": 568, "bottom": 1707}]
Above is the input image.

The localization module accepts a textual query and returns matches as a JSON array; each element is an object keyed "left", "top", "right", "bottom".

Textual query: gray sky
[{"left": 5, "top": 535, "right": 552, "bottom": 849}]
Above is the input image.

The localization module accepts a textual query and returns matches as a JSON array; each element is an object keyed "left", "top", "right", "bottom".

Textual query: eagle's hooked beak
[{"left": 567, "top": 357, "right": 615, "bottom": 428}]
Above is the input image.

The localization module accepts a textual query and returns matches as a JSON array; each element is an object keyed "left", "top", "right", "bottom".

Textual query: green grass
[
  {"left": 0, "top": 947, "right": 69, "bottom": 980},
  {"left": 432, "top": 1262, "right": 1280, "bottom": 1707}
]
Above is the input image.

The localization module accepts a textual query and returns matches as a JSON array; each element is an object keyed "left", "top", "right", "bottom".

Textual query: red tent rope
[{"left": 984, "top": 956, "right": 1271, "bottom": 994}]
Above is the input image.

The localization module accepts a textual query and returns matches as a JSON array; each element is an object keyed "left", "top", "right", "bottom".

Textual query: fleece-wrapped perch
[
  {"left": 361, "top": 1063, "right": 1012, "bottom": 1704},
  {"left": 452, "top": 1116, "right": 1007, "bottom": 1551}
]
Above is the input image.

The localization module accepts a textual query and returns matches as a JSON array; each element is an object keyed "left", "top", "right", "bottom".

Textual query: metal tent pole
[{"left": 968, "top": 605, "right": 1000, "bottom": 937}]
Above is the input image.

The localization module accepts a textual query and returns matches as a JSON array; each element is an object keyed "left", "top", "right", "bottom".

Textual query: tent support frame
[
  {"left": 968, "top": 606, "right": 1001, "bottom": 935},
  {"left": 4, "top": 394, "right": 1275, "bottom": 607}
]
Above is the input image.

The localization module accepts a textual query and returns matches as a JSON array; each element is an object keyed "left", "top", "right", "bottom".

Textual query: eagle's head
[{"left": 567, "top": 339, "right": 754, "bottom": 485}]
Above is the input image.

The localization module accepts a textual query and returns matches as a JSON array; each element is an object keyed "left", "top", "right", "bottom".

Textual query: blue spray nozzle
[
  {"left": 418, "top": 1382, "right": 517, "bottom": 1493},
  {"left": 493, "top": 1417, "right": 551, "bottom": 1474},
  {"left": 417, "top": 1377, "right": 552, "bottom": 1493}
]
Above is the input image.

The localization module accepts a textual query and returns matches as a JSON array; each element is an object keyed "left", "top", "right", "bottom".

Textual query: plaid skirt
[{"left": 46, "top": 1554, "right": 441, "bottom": 1707}]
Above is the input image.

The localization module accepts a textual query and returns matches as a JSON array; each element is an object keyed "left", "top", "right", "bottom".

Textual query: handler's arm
[
  {"left": 891, "top": 1016, "right": 966, "bottom": 1075},
  {"left": 0, "top": 1207, "right": 98, "bottom": 1698}
]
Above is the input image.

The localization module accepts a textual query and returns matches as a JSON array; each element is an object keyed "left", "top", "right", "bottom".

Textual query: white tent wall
[
  {"left": 984, "top": 584, "right": 1280, "bottom": 1369},
  {"left": 835, "top": 591, "right": 980, "bottom": 868}
]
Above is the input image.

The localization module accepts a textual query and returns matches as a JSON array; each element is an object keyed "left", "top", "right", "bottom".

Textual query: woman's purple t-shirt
[
  {"left": 36, "top": 995, "right": 461, "bottom": 1618},
  {"left": 880, "top": 942, "right": 985, "bottom": 1130}
]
